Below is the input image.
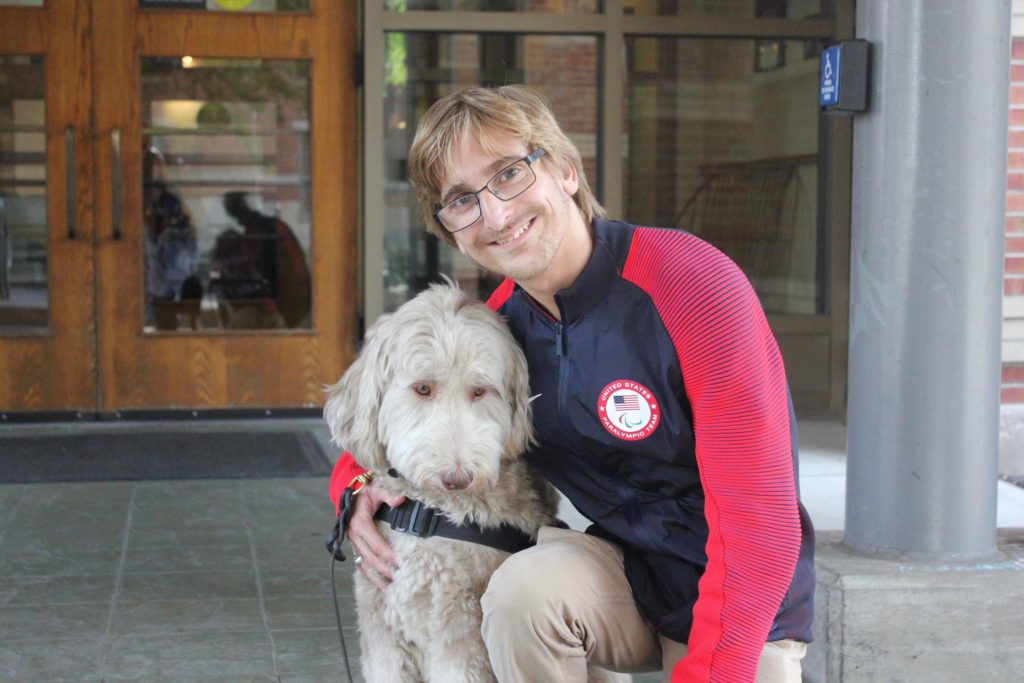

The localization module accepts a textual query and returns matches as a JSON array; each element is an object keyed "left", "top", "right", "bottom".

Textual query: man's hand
[{"left": 348, "top": 483, "right": 405, "bottom": 591}]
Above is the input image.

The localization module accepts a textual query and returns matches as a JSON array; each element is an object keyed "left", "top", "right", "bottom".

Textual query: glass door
[
  {"left": 0, "top": 0, "right": 359, "bottom": 414},
  {"left": 0, "top": 1, "right": 97, "bottom": 413}
]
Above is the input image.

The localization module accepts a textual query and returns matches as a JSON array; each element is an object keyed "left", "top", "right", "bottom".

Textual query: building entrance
[{"left": 0, "top": 0, "right": 358, "bottom": 414}]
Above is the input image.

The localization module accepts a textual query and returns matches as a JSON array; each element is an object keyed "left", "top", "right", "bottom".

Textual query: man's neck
[{"left": 518, "top": 214, "right": 594, "bottom": 321}]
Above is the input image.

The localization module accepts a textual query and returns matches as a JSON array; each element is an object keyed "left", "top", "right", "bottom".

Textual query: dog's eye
[
  {"left": 412, "top": 383, "right": 433, "bottom": 398},
  {"left": 471, "top": 387, "right": 487, "bottom": 400}
]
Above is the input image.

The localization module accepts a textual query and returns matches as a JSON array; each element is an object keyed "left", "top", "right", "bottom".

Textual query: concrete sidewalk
[
  {"left": 794, "top": 420, "right": 1024, "bottom": 532},
  {"left": 559, "top": 420, "right": 1024, "bottom": 533},
  {"left": 0, "top": 418, "right": 1021, "bottom": 681}
]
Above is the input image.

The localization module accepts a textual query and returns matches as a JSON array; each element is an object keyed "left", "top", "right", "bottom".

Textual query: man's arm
[
  {"left": 328, "top": 452, "right": 403, "bottom": 590},
  {"left": 623, "top": 229, "right": 802, "bottom": 683}
]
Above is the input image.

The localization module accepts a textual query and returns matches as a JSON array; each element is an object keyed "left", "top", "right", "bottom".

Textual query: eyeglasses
[{"left": 434, "top": 148, "right": 547, "bottom": 233}]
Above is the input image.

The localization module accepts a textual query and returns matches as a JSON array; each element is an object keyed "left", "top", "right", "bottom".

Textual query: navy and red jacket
[{"left": 330, "top": 219, "right": 815, "bottom": 682}]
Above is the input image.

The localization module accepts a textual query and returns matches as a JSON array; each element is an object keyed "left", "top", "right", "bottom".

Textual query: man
[{"left": 330, "top": 85, "right": 815, "bottom": 682}]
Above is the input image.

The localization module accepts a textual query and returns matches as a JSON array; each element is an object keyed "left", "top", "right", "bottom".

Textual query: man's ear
[{"left": 559, "top": 162, "right": 579, "bottom": 197}]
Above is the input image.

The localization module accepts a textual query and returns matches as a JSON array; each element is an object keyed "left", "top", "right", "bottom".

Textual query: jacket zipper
[
  {"left": 555, "top": 321, "right": 568, "bottom": 425},
  {"left": 552, "top": 311, "right": 659, "bottom": 551}
]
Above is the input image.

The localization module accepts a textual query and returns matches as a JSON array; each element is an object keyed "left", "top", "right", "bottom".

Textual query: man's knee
[{"left": 483, "top": 546, "right": 564, "bottom": 621}]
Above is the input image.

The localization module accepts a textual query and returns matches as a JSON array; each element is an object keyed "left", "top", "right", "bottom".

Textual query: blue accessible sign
[{"left": 820, "top": 45, "right": 841, "bottom": 107}]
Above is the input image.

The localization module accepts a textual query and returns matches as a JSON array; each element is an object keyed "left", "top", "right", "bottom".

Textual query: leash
[
  {"left": 328, "top": 551, "right": 355, "bottom": 683},
  {"left": 326, "top": 475, "right": 371, "bottom": 683}
]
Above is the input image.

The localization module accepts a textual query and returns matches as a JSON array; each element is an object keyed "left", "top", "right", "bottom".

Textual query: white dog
[{"left": 324, "top": 283, "right": 630, "bottom": 683}]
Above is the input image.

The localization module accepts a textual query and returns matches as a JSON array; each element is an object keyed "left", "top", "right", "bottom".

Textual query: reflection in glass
[
  {"left": 141, "top": 57, "right": 312, "bottom": 332},
  {"left": 139, "top": 0, "right": 309, "bottom": 12},
  {"left": 623, "top": 0, "right": 824, "bottom": 19},
  {"left": 625, "top": 38, "right": 824, "bottom": 315},
  {"left": 0, "top": 55, "right": 48, "bottom": 332},
  {"left": 390, "top": 0, "right": 597, "bottom": 12},
  {"left": 382, "top": 33, "right": 599, "bottom": 311}
]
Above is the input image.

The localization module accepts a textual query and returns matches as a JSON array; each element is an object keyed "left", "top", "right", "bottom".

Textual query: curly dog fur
[{"left": 325, "top": 283, "right": 629, "bottom": 683}]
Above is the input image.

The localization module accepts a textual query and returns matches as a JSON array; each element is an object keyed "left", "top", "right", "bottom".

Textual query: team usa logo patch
[{"left": 597, "top": 380, "right": 661, "bottom": 441}]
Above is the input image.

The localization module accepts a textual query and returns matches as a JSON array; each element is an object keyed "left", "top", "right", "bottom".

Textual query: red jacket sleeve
[
  {"left": 486, "top": 278, "right": 516, "bottom": 312},
  {"left": 623, "top": 229, "right": 802, "bottom": 683},
  {"left": 328, "top": 452, "right": 366, "bottom": 515}
]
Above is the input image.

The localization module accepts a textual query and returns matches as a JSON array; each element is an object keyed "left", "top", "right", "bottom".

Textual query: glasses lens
[
  {"left": 438, "top": 193, "right": 480, "bottom": 232},
  {"left": 436, "top": 155, "right": 539, "bottom": 233},
  {"left": 488, "top": 159, "right": 535, "bottom": 200}
]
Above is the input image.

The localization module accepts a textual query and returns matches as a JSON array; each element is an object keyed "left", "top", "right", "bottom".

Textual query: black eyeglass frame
[{"left": 433, "top": 147, "right": 548, "bottom": 234}]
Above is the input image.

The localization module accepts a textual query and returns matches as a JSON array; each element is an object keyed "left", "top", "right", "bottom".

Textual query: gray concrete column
[{"left": 845, "top": 0, "right": 1010, "bottom": 557}]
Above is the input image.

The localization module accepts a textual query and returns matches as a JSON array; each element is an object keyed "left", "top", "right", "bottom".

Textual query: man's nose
[{"left": 477, "top": 189, "right": 512, "bottom": 231}]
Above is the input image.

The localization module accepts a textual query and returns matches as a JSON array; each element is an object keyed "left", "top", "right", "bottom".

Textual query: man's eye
[
  {"left": 449, "top": 194, "right": 476, "bottom": 211},
  {"left": 497, "top": 166, "right": 521, "bottom": 183}
]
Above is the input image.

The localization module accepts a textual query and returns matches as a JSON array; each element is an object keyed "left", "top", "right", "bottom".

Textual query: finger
[
  {"left": 354, "top": 486, "right": 403, "bottom": 568},
  {"left": 350, "top": 485, "right": 401, "bottom": 577},
  {"left": 348, "top": 536, "right": 391, "bottom": 591},
  {"left": 362, "top": 564, "right": 392, "bottom": 592},
  {"left": 360, "top": 532, "right": 398, "bottom": 581},
  {"left": 348, "top": 524, "right": 383, "bottom": 567},
  {"left": 377, "top": 489, "right": 407, "bottom": 509},
  {"left": 350, "top": 520, "right": 397, "bottom": 580},
  {"left": 350, "top": 512, "right": 396, "bottom": 571}
]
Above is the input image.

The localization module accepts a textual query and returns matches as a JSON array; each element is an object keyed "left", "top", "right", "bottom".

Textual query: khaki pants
[{"left": 481, "top": 526, "right": 806, "bottom": 683}]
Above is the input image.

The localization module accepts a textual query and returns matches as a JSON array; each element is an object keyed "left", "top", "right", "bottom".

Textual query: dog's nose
[{"left": 442, "top": 468, "right": 474, "bottom": 491}]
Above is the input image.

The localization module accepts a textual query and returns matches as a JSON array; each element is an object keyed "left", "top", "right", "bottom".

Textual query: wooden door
[
  {"left": 0, "top": 2, "right": 97, "bottom": 412},
  {"left": 0, "top": 0, "right": 358, "bottom": 415}
]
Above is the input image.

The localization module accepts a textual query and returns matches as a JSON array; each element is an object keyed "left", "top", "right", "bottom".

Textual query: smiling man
[{"left": 331, "top": 85, "right": 815, "bottom": 683}]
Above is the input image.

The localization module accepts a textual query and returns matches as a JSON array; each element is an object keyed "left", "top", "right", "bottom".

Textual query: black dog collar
[{"left": 375, "top": 499, "right": 535, "bottom": 555}]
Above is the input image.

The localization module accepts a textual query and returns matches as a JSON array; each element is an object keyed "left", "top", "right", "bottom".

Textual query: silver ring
[{"left": 353, "top": 554, "right": 365, "bottom": 567}]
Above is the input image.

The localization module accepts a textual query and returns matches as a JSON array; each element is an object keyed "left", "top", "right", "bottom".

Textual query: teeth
[{"left": 495, "top": 222, "right": 530, "bottom": 245}]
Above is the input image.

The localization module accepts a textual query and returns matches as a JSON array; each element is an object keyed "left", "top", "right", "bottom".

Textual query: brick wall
[{"left": 1005, "top": 38, "right": 1024, "bottom": 404}]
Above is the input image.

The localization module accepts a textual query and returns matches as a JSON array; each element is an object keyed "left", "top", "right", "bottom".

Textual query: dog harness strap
[
  {"left": 381, "top": 499, "right": 441, "bottom": 537},
  {"left": 375, "top": 500, "right": 535, "bottom": 555}
]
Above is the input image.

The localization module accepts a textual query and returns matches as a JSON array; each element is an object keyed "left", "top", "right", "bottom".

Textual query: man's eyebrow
[
  {"left": 484, "top": 154, "right": 521, "bottom": 175},
  {"left": 440, "top": 155, "right": 523, "bottom": 204}
]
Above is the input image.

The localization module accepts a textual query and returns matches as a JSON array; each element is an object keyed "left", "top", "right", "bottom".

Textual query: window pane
[
  {"left": 624, "top": 37, "right": 824, "bottom": 315},
  {"left": 624, "top": 0, "right": 825, "bottom": 19},
  {"left": 139, "top": 0, "right": 310, "bottom": 12},
  {"left": 141, "top": 57, "right": 312, "bottom": 332},
  {"left": 382, "top": 33, "right": 599, "bottom": 311},
  {"left": 0, "top": 55, "right": 48, "bottom": 332},
  {"left": 389, "top": 0, "right": 598, "bottom": 12},
  {"left": 0, "top": 0, "right": 44, "bottom": 5}
]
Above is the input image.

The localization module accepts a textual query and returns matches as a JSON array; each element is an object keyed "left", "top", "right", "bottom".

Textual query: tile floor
[
  {"left": 1, "top": 418, "right": 1022, "bottom": 682},
  {"left": 0, "top": 419, "right": 355, "bottom": 682}
]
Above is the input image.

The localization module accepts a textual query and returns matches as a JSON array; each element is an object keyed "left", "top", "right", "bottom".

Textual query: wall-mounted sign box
[{"left": 820, "top": 40, "right": 870, "bottom": 114}]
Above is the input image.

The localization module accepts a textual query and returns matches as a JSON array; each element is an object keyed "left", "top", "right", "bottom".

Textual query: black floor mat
[{"left": 0, "top": 431, "right": 332, "bottom": 483}]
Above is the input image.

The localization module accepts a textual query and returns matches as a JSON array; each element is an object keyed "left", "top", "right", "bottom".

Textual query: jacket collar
[{"left": 551, "top": 219, "right": 620, "bottom": 323}]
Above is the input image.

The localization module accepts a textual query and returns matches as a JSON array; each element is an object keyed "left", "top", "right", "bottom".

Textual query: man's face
[{"left": 438, "top": 135, "right": 581, "bottom": 289}]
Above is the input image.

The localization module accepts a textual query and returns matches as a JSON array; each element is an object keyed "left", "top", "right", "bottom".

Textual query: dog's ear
[
  {"left": 323, "top": 316, "right": 394, "bottom": 473},
  {"left": 503, "top": 334, "right": 535, "bottom": 459}
]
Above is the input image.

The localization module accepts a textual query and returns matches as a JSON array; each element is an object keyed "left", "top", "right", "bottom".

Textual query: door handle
[
  {"left": 111, "top": 128, "right": 122, "bottom": 241},
  {"left": 65, "top": 125, "right": 75, "bottom": 240}
]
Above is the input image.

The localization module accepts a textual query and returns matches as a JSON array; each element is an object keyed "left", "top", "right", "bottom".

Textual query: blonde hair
[{"left": 408, "top": 85, "right": 605, "bottom": 245}]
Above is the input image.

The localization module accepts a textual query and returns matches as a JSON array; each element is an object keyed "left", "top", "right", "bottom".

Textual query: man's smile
[{"left": 490, "top": 217, "right": 535, "bottom": 247}]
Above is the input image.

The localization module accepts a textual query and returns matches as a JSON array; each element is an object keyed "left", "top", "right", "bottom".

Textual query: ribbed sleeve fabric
[
  {"left": 622, "top": 228, "right": 801, "bottom": 683},
  {"left": 486, "top": 278, "right": 516, "bottom": 312}
]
